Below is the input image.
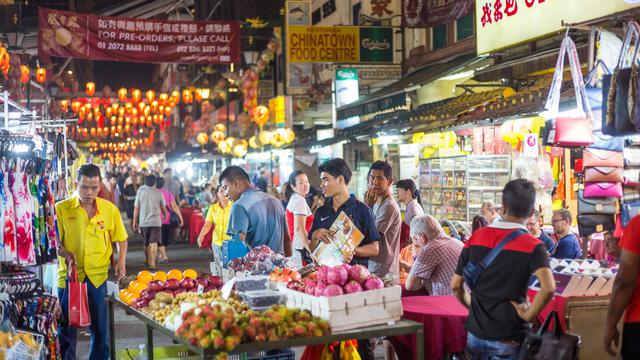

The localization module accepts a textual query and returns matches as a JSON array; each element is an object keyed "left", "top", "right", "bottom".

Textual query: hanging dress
[
  {"left": 12, "top": 159, "right": 36, "bottom": 265},
  {"left": 3, "top": 160, "right": 17, "bottom": 263}
]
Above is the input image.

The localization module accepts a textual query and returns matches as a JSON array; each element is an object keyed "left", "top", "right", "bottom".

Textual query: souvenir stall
[{"left": 0, "top": 91, "right": 77, "bottom": 359}]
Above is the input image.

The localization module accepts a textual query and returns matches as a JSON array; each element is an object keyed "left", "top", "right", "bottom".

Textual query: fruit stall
[{"left": 108, "top": 246, "right": 424, "bottom": 360}]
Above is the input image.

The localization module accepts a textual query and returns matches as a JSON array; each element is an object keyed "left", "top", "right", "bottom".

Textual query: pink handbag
[
  {"left": 583, "top": 182, "right": 623, "bottom": 198},
  {"left": 546, "top": 36, "right": 594, "bottom": 147},
  {"left": 583, "top": 149, "right": 624, "bottom": 168}
]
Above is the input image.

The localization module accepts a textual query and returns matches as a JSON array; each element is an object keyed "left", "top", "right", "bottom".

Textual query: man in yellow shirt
[
  {"left": 56, "top": 164, "right": 128, "bottom": 360},
  {"left": 197, "top": 185, "right": 232, "bottom": 262}
]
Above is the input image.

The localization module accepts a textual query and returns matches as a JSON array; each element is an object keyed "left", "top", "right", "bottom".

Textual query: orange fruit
[
  {"left": 137, "top": 271, "right": 153, "bottom": 284},
  {"left": 128, "top": 280, "right": 147, "bottom": 295},
  {"left": 182, "top": 269, "right": 198, "bottom": 279},
  {"left": 167, "top": 269, "right": 183, "bottom": 281},
  {"left": 119, "top": 289, "right": 132, "bottom": 304},
  {"left": 152, "top": 271, "right": 167, "bottom": 282}
]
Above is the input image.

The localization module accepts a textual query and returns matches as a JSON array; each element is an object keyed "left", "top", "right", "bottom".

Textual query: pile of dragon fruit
[{"left": 286, "top": 264, "right": 384, "bottom": 297}]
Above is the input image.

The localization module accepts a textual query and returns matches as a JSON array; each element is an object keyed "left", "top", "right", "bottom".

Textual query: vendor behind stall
[{"left": 220, "top": 166, "right": 292, "bottom": 256}]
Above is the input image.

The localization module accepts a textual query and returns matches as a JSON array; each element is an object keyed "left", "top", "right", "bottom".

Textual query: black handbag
[
  {"left": 169, "top": 208, "right": 181, "bottom": 227},
  {"left": 577, "top": 190, "right": 618, "bottom": 214},
  {"left": 518, "top": 311, "right": 580, "bottom": 360},
  {"left": 577, "top": 214, "right": 615, "bottom": 236}
]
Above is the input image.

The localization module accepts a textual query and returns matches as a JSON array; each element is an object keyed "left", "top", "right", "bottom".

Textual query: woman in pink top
[
  {"left": 156, "top": 177, "right": 183, "bottom": 262},
  {"left": 285, "top": 170, "right": 314, "bottom": 267}
]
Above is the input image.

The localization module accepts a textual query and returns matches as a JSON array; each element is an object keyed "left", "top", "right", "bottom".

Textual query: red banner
[
  {"left": 38, "top": 8, "right": 240, "bottom": 64},
  {"left": 402, "top": 0, "right": 474, "bottom": 28}
]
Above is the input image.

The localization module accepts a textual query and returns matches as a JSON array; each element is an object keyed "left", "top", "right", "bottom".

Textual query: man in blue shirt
[
  {"left": 527, "top": 210, "right": 555, "bottom": 254},
  {"left": 310, "top": 158, "right": 379, "bottom": 360},
  {"left": 551, "top": 209, "right": 582, "bottom": 259},
  {"left": 309, "top": 158, "right": 380, "bottom": 267},
  {"left": 220, "top": 166, "right": 292, "bottom": 256}
]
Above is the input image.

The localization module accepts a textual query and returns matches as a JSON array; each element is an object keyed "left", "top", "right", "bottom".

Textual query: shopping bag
[
  {"left": 518, "top": 311, "right": 580, "bottom": 360},
  {"left": 544, "top": 36, "right": 593, "bottom": 147},
  {"left": 68, "top": 265, "right": 91, "bottom": 328}
]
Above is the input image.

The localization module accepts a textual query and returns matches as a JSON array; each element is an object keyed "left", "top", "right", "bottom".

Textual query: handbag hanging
[
  {"left": 577, "top": 214, "right": 615, "bottom": 236},
  {"left": 583, "top": 166, "right": 624, "bottom": 183},
  {"left": 518, "top": 311, "right": 580, "bottom": 360},
  {"left": 603, "top": 22, "right": 640, "bottom": 134},
  {"left": 577, "top": 190, "right": 618, "bottom": 214},
  {"left": 583, "top": 182, "right": 623, "bottom": 198},
  {"left": 583, "top": 148, "right": 624, "bottom": 167},
  {"left": 544, "top": 36, "right": 594, "bottom": 148}
]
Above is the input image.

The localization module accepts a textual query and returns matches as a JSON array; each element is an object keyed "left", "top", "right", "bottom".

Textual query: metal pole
[
  {"left": 63, "top": 123, "right": 70, "bottom": 196},
  {"left": 3, "top": 91, "right": 8, "bottom": 130}
]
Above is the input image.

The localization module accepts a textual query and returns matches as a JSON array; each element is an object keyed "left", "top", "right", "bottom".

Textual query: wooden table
[{"left": 108, "top": 296, "right": 424, "bottom": 360}]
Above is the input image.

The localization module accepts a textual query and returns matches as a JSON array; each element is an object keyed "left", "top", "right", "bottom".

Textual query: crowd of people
[{"left": 53, "top": 157, "right": 640, "bottom": 360}]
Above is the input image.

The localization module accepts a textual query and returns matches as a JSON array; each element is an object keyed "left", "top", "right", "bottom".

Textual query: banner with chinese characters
[
  {"left": 287, "top": 26, "right": 394, "bottom": 63},
  {"left": 402, "top": 0, "right": 474, "bottom": 28},
  {"left": 476, "top": 0, "right": 638, "bottom": 54},
  {"left": 362, "top": 0, "right": 401, "bottom": 20},
  {"left": 38, "top": 8, "right": 240, "bottom": 64}
]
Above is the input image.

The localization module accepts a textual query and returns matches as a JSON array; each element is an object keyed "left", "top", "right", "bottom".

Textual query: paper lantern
[
  {"left": 118, "top": 88, "right": 127, "bottom": 102},
  {"left": 283, "top": 128, "right": 295, "bottom": 143},
  {"left": 194, "top": 89, "right": 203, "bottom": 102},
  {"left": 233, "top": 143, "right": 248, "bottom": 158},
  {"left": 249, "top": 136, "right": 261, "bottom": 149},
  {"left": 146, "top": 90, "right": 155, "bottom": 103},
  {"left": 182, "top": 89, "right": 193, "bottom": 104},
  {"left": 210, "top": 131, "right": 225, "bottom": 144},
  {"left": 164, "top": 107, "right": 172, "bottom": 116},
  {"left": 71, "top": 101, "right": 81, "bottom": 113},
  {"left": 20, "top": 65, "right": 29, "bottom": 84},
  {"left": 90, "top": 127, "right": 97, "bottom": 137},
  {"left": 159, "top": 92, "right": 168, "bottom": 104},
  {"left": 214, "top": 123, "right": 226, "bottom": 133},
  {"left": 217, "top": 141, "right": 230, "bottom": 153},
  {"left": 131, "top": 89, "right": 141, "bottom": 103},
  {"left": 252, "top": 105, "right": 269, "bottom": 127},
  {"left": 60, "top": 99, "right": 69, "bottom": 112},
  {"left": 86, "top": 82, "right": 96, "bottom": 96},
  {"left": 197, "top": 132, "right": 209, "bottom": 145},
  {"left": 36, "top": 68, "right": 46, "bottom": 84},
  {"left": 259, "top": 130, "right": 273, "bottom": 145},
  {"left": 171, "top": 90, "right": 180, "bottom": 101}
]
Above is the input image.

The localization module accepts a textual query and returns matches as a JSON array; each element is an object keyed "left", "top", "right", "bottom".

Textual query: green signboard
[{"left": 359, "top": 27, "right": 393, "bottom": 63}]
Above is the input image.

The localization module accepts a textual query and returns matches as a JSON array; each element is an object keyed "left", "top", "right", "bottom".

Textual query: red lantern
[
  {"left": 20, "top": 65, "right": 29, "bottom": 84},
  {"left": 118, "top": 88, "right": 127, "bottom": 102},
  {"left": 36, "top": 68, "right": 46, "bottom": 84},
  {"left": 86, "top": 82, "right": 96, "bottom": 97},
  {"left": 131, "top": 89, "right": 141, "bottom": 103},
  {"left": 146, "top": 90, "right": 155, "bottom": 103},
  {"left": 60, "top": 100, "right": 69, "bottom": 112},
  {"left": 194, "top": 89, "right": 203, "bottom": 102},
  {"left": 159, "top": 92, "right": 168, "bottom": 104},
  {"left": 71, "top": 101, "right": 81, "bottom": 113},
  {"left": 182, "top": 89, "right": 193, "bottom": 104}
]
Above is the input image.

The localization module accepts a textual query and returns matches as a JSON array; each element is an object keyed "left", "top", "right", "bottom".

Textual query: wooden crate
[
  {"left": 277, "top": 285, "right": 403, "bottom": 332},
  {"left": 565, "top": 296, "right": 621, "bottom": 359}
]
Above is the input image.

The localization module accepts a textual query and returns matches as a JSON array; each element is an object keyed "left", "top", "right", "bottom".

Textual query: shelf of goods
[
  {"left": 111, "top": 254, "right": 423, "bottom": 360},
  {"left": 419, "top": 155, "right": 511, "bottom": 221}
]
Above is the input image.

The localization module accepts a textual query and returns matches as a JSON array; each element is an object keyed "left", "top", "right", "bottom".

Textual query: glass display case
[{"left": 419, "top": 155, "right": 511, "bottom": 221}]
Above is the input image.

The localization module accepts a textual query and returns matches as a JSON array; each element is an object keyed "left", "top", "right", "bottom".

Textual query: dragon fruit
[
  {"left": 364, "top": 276, "right": 384, "bottom": 290},
  {"left": 323, "top": 284, "right": 344, "bottom": 297},
  {"left": 314, "top": 282, "right": 328, "bottom": 297},
  {"left": 327, "top": 266, "right": 349, "bottom": 286},
  {"left": 348, "top": 265, "right": 371, "bottom": 284},
  {"left": 343, "top": 280, "right": 363, "bottom": 294}
]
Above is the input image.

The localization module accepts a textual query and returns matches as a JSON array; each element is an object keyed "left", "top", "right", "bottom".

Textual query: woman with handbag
[{"left": 157, "top": 178, "right": 183, "bottom": 263}]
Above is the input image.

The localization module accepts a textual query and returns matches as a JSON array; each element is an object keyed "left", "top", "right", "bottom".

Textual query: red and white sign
[
  {"left": 38, "top": 8, "right": 241, "bottom": 64},
  {"left": 523, "top": 133, "right": 538, "bottom": 158}
]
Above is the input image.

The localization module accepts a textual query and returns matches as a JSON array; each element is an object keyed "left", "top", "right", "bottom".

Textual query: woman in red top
[{"left": 285, "top": 170, "right": 314, "bottom": 267}]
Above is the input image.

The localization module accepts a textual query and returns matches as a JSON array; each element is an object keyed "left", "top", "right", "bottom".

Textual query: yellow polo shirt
[
  {"left": 205, "top": 201, "right": 232, "bottom": 246},
  {"left": 56, "top": 196, "right": 128, "bottom": 289}
]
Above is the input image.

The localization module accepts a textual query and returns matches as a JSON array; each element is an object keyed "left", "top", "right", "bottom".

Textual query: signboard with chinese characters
[
  {"left": 287, "top": 26, "right": 394, "bottom": 63},
  {"left": 362, "top": 0, "right": 401, "bottom": 20},
  {"left": 402, "top": 0, "right": 474, "bottom": 28},
  {"left": 476, "top": 0, "right": 638, "bottom": 54},
  {"left": 355, "top": 65, "right": 402, "bottom": 82},
  {"left": 38, "top": 8, "right": 240, "bottom": 64}
]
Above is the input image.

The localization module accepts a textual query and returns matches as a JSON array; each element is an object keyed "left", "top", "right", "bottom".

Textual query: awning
[{"left": 336, "top": 54, "right": 483, "bottom": 121}]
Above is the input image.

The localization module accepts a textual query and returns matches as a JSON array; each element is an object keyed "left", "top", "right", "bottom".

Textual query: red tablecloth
[
  {"left": 589, "top": 234, "right": 607, "bottom": 261},
  {"left": 527, "top": 289, "right": 570, "bottom": 332},
  {"left": 189, "top": 212, "right": 205, "bottom": 246},
  {"left": 392, "top": 296, "right": 468, "bottom": 360},
  {"left": 180, "top": 207, "right": 197, "bottom": 230}
]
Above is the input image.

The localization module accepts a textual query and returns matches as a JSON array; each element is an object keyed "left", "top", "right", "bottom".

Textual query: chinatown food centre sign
[
  {"left": 476, "top": 0, "right": 638, "bottom": 54},
  {"left": 38, "top": 8, "right": 241, "bottom": 64},
  {"left": 287, "top": 25, "right": 394, "bottom": 64}
]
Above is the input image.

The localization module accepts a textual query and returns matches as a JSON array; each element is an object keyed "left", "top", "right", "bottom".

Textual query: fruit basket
[{"left": 277, "top": 284, "right": 403, "bottom": 332}]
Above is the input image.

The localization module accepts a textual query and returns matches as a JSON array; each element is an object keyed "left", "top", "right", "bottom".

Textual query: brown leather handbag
[{"left": 583, "top": 166, "right": 623, "bottom": 183}]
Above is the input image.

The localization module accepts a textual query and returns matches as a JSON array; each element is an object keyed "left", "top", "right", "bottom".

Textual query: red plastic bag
[{"left": 68, "top": 265, "right": 91, "bottom": 327}]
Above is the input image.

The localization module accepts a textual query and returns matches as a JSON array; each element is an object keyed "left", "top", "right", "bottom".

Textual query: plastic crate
[{"left": 229, "top": 349, "right": 295, "bottom": 360}]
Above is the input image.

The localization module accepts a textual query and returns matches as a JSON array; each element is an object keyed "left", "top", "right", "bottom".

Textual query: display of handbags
[
  {"left": 577, "top": 190, "right": 618, "bottom": 214},
  {"left": 583, "top": 166, "right": 624, "bottom": 183},
  {"left": 577, "top": 214, "right": 616, "bottom": 237}
]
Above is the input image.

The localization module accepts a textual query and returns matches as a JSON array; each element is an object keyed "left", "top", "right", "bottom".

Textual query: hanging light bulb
[
  {"left": 146, "top": 90, "right": 155, "bottom": 103},
  {"left": 36, "top": 68, "right": 46, "bottom": 84},
  {"left": 131, "top": 88, "right": 141, "bottom": 103},
  {"left": 86, "top": 82, "right": 96, "bottom": 97},
  {"left": 118, "top": 87, "right": 127, "bottom": 102}
]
